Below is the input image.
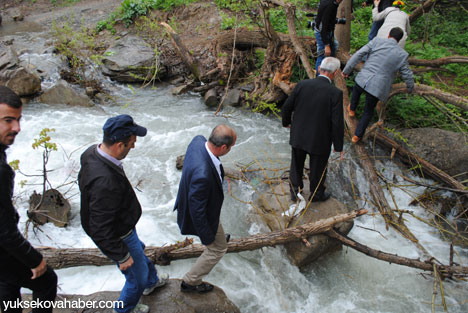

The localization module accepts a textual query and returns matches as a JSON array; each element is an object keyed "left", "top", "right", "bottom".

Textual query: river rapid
[{"left": 7, "top": 83, "right": 467, "bottom": 313}]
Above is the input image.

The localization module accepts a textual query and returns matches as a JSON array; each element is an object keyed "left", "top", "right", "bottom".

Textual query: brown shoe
[
  {"left": 351, "top": 136, "right": 360, "bottom": 143},
  {"left": 348, "top": 104, "right": 355, "bottom": 117}
]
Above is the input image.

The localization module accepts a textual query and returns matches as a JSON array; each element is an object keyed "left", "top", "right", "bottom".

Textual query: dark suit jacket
[
  {"left": 174, "top": 136, "right": 224, "bottom": 245},
  {"left": 282, "top": 76, "right": 344, "bottom": 155}
]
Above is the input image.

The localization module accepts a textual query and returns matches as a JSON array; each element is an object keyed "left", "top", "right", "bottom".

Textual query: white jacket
[{"left": 373, "top": 7, "right": 410, "bottom": 48}]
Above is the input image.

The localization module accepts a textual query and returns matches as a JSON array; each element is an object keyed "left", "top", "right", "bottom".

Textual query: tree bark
[
  {"left": 390, "top": 83, "right": 468, "bottom": 112},
  {"left": 38, "top": 209, "right": 367, "bottom": 269},
  {"left": 326, "top": 229, "right": 468, "bottom": 278},
  {"left": 408, "top": 56, "right": 468, "bottom": 67},
  {"left": 160, "top": 22, "right": 202, "bottom": 81},
  {"left": 335, "top": 0, "right": 352, "bottom": 53},
  {"left": 409, "top": 0, "right": 441, "bottom": 23}
]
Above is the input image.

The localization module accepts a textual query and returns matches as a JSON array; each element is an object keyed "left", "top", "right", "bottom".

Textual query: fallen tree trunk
[
  {"left": 409, "top": 56, "right": 468, "bottom": 67},
  {"left": 326, "top": 229, "right": 468, "bottom": 278},
  {"left": 160, "top": 22, "right": 202, "bottom": 81},
  {"left": 390, "top": 83, "right": 468, "bottom": 112},
  {"left": 409, "top": 0, "right": 441, "bottom": 22},
  {"left": 334, "top": 73, "right": 429, "bottom": 255},
  {"left": 38, "top": 209, "right": 367, "bottom": 269}
]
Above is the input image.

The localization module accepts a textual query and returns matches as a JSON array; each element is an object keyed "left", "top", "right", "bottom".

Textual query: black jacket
[
  {"left": 315, "top": 0, "right": 340, "bottom": 45},
  {"left": 78, "top": 144, "right": 142, "bottom": 263},
  {"left": 282, "top": 76, "right": 344, "bottom": 155},
  {"left": 0, "top": 144, "right": 43, "bottom": 268}
]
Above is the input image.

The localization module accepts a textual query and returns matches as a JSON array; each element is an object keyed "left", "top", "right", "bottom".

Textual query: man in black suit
[
  {"left": 174, "top": 124, "right": 236, "bottom": 293},
  {"left": 282, "top": 57, "right": 344, "bottom": 202}
]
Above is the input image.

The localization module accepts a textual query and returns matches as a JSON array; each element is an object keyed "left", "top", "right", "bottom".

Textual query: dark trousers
[
  {"left": 350, "top": 83, "right": 380, "bottom": 138},
  {"left": 0, "top": 259, "right": 57, "bottom": 313},
  {"left": 290, "top": 147, "right": 330, "bottom": 198}
]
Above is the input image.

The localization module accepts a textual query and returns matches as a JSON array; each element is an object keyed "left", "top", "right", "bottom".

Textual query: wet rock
[
  {"left": 28, "top": 189, "right": 71, "bottom": 228},
  {"left": 254, "top": 181, "right": 353, "bottom": 267},
  {"left": 399, "top": 128, "right": 468, "bottom": 184},
  {"left": 22, "top": 279, "right": 240, "bottom": 313},
  {"left": 223, "top": 88, "right": 241, "bottom": 107},
  {"left": 39, "top": 81, "right": 93, "bottom": 107},
  {"left": 176, "top": 155, "right": 185, "bottom": 170},
  {"left": 3, "top": 67, "right": 41, "bottom": 96},
  {"left": 0, "top": 44, "right": 41, "bottom": 96},
  {"left": 101, "top": 35, "right": 167, "bottom": 83}
]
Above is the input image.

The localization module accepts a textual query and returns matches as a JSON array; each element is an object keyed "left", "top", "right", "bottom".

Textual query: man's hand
[
  {"left": 31, "top": 259, "right": 47, "bottom": 279},
  {"left": 341, "top": 72, "right": 348, "bottom": 79},
  {"left": 324, "top": 45, "right": 332, "bottom": 57},
  {"left": 284, "top": 125, "right": 291, "bottom": 128},
  {"left": 374, "top": 0, "right": 380, "bottom": 6},
  {"left": 119, "top": 256, "right": 134, "bottom": 271}
]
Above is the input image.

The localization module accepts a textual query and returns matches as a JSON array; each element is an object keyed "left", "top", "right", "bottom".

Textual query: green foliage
[
  {"left": 9, "top": 159, "right": 20, "bottom": 171},
  {"left": 386, "top": 95, "right": 467, "bottom": 132},
  {"left": 254, "top": 48, "right": 265, "bottom": 70},
  {"left": 97, "top": 0, "right": 198, "bottom": 31},
  {"left": 245, "top": 92, "right": 281, "bottom": 118},
  {"left": 349, "top": 6, "right": 372, "bottom": 52},
  {"left": 32, "top": 128, "right": 57, "bottom": 152}
]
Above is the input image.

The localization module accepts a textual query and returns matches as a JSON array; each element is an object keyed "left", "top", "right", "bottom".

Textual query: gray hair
[{"left": 319, "top": 57, "right": 341, "bottom": 74}]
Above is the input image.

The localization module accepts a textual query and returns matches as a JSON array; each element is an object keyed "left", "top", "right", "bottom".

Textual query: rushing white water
[{"left": 9, "top": 85, "right": 468, "bottom": 313}]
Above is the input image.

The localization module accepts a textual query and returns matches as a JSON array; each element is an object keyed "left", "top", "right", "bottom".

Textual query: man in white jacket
[{"left": 373, "top": 0, "right": 410, "bottom": 48}]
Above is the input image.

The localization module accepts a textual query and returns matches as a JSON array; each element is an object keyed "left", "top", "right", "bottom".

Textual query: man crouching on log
[
  {"left": 174, "top": 125, "right": 237, "bottom": 293},
  {"left": 78, "top": 115, "right": 168, "bottom": 313},
  {"left": 282, "top": 57, "right": 344, "bottom": 203}
]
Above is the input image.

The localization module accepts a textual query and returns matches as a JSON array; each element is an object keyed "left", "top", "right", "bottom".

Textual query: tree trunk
[
  {"left": 409, "top": 56, "right": 468, "bottom": 67},
  {"left": 335, "top": 0, "right": 352, "bottom": 53},
  {"left": 390, "top": 83, "right": 468, "bottom": 112},
  {"left": 409, "top": 0, "right": 441, "bottom": 23},
  {"left": 160, "top": 22, "right": 202, "bottom": 81},
  {"left": 326, "top": 229, "right": 468, "bottom": 278},
  {"left": 38, "top": 209, "right": 367, "bottom": 269}
]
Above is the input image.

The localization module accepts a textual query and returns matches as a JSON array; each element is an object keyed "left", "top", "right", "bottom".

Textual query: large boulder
[
  {"left": 254, "top": 181, "right": 353, "bottom": 267},
  {"left": 0, "top": 44, "right": 41, "bottom": 96},
  {"left": 399, "top": 128, "right": 468, "bottom": 183},
  {"left": 101, "top": 35, "right": 167, "bottom": 83},
  {"left": 39, "top": 81, "right": 93, "bottom": 107}
]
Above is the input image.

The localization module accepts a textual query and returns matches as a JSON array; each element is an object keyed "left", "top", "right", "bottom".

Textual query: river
[{"left": 7, "top": 82, "right": 468, "bottom": 312}]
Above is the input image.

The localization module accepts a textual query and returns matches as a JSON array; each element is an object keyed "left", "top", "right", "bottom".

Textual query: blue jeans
[
  {"left": 314, "top": 30, "right": 338, "bottom": 72},
  {"left": 368, "top": 20, "right": 384, "bottom": 41},
  {"left": 350, "top": 83, "right": 380, "bottom": 138},
  {"left": 114, "top": 230, "right": 159, "bottom": 313}
]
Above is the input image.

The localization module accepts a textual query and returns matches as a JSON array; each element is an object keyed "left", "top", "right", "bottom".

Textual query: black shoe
[
  {"left": 225, "top": 233, "right": 231, "bottom": 243},
  {"left": 290, "top": 193, "right": 298, "bottom": 202},
  {"left": 181, "top": 281, "right": 214, "bottom": 293},
  {"left": 309, "top": 191, "right": 331, "bottom": 202}
]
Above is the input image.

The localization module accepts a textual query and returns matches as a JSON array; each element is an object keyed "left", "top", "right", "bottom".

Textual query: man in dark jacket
[
  {"left": 79, "top": 115, "right": 167, "bottom": 313},
  {"left": 174, "top": 124, "right": 236, "bottom": 293},
  {"left": 314, "top": 0, "right": 343, "bottom": 71},
  {"left": 282, "top": 57, "right": 344, "bottom": 202},
  {"left": 0, "top": 86, "right": 57, "bottom": 312}
]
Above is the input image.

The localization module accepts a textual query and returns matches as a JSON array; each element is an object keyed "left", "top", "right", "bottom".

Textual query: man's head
[
  {"left": 0, "top": 86, "right": 22, "bottom": 147},
  {"left": 208, "top": 124, "right": 237, "bottom": 157},
  {"left": 319, "top": 57, "right": 341, "bottom": 79},
  {"left": 388, "top": 27, "right": 404, "bottom": 43},
  {"left": 101, "top": 114, "right": 147, "bottom": 160}
]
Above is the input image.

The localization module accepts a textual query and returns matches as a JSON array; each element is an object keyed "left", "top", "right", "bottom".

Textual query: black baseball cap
[{"left": 103, "top": 114, "right": 147, "bottom": 142}]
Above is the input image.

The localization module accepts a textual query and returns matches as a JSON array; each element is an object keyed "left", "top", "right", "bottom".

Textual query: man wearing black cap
[{"left": 78, "top": 114, "right": 168, "bottom": 313}]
